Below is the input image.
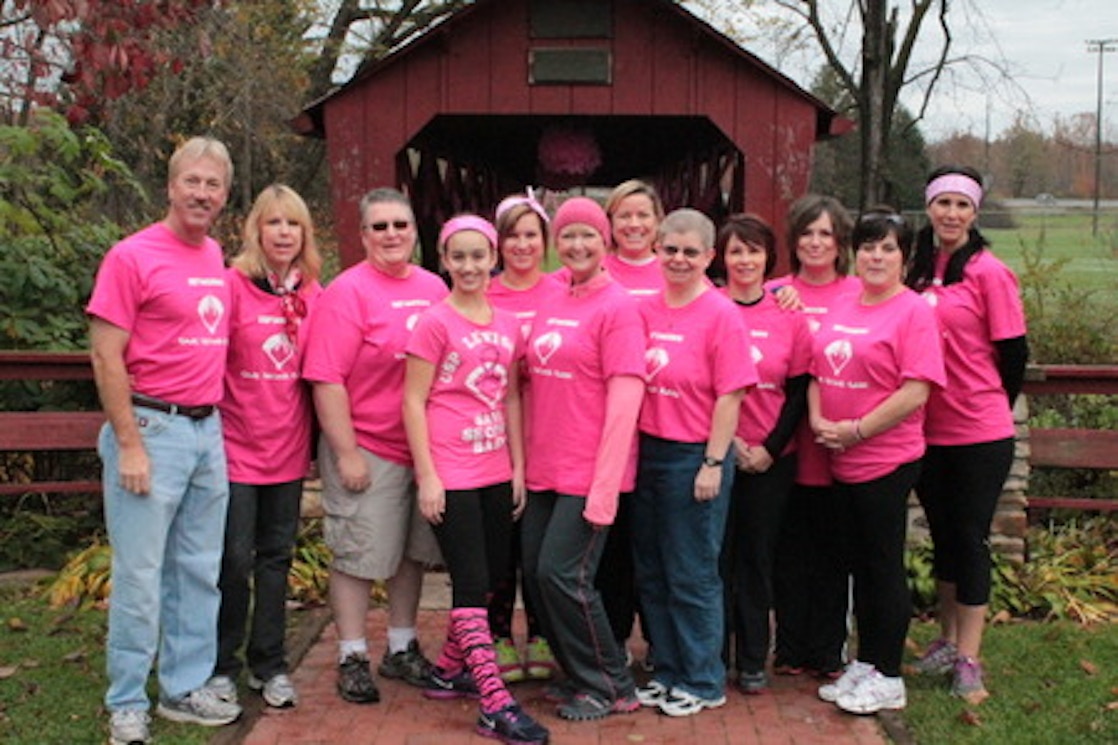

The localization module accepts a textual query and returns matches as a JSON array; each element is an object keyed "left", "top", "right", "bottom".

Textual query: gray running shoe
[
  {"left": 377, "top": 639, "right": 434, "bottom": 687},
  {"left": 337, "top": 653, "right": 380, "bottom": 703},
  {"left": 248, "top": 672, "right": 298, "bottom": 708},
  {"left": 109, "top": 709, "right": 150, "bottom": 745},
  {"left": 205, "top": 674, "right": 238, "bottom": 704},
  {"left": 156, "top": 686, "right": 241, "bottom": 726}
]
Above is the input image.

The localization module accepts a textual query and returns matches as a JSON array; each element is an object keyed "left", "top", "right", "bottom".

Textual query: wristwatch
[{"left": 702, "top": 456, "right": 723, "bottom": 467}]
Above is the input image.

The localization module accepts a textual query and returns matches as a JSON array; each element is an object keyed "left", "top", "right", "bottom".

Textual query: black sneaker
[
  {"left": 337, "top": 653, "right": 380, "bottom": 703},
  {"left": 377, "top": 639, "right": 434, "bottom": 688},
  {"left": 423, "top": 668, "right": 479, "bottom": 700},
  {"left": 475, "top": 702, "right": 549, "bottom": 744}
]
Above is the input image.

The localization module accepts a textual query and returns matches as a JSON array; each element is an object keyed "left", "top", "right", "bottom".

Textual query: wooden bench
[
  {"left": 1023, "top": 365, "right": 1118, "bottom": 513},
  {"left": 0, "top": 411, "right": 105, "bottom": 497},
  {"left": 0, "top": 351, "right": 103, "bottom": 498}
]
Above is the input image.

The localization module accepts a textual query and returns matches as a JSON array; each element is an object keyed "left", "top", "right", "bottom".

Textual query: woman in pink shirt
[
  {"left": 597, "top": 179, "right": 666, "bottom": 668},
  {"left": 632, "top": 209, "right": 756, "bottom": 718},
  {"left": 484, "top": 193, "right": 561, "bottom": 683},
  {"left": 769, "top": 195, "right": 860, "bottom": 681},
  {"left": 520, "top": 197, "right": 645, "bottom": 721},
  {"left": 716, "top": 214, "right": 812, "bottom": 695},
  {"left": 906, "top": 166, "right": 1028, "bottom": 704},
  {"left": 403, "top": 215, "right": 548, "bottom": 745},
  {"left": 211, "top": 185, "right": 322, "bottom": 709},
  {"left": 809, "top": 209, "right": 945, "bottom": 715}
]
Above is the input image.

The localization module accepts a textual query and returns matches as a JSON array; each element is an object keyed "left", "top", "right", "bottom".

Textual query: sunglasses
[
  {"left": 363, "top": 220, "right": 411, "bottom": 232},
  {"left": 659, "top": 245, "right": 705, "bottom": 259}
]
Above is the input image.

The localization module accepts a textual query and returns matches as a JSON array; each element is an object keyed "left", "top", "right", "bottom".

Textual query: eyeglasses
[
  {"left": 659, "top": 245, "right": 705, "bottom": 259},
  {"left": 363, "top": 220, "right": 411, "bottom": 232}
]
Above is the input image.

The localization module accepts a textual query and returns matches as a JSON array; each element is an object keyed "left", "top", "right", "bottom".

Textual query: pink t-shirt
[
  {"left": 920, "top": 250, "right": 1026, "bottom": 445},
  {"left": 639, "top": 289, "right": 757, "bottom": 443},
  {"left": 766, "top": 274, "right": 861, "bottom": 486},
  {"left": 526, "top": 276, "right": 646, "bottom": 497},
  {"left": 220, "top": 269, "right": 322, "bottom": 484},
  {"left": 406, "top": 301, "right": 523, "bottom": 490},
  {"left": 302, "top": 262, "right": 448, "bottom": 465},
  {"left": 725, "top": 291, "right": 812, "bottom": 455},
  {"left": 86, "top": 222, "right": 229, "bottom": 405},
  {"left": 487, "top": 273, "right": 564, "bottom": 340},
  {"left": 604, "top": 254, "right": 664, "bottom": 298},
  {"left": 811, "top": 289, "right": 946, "bottom": 484}
]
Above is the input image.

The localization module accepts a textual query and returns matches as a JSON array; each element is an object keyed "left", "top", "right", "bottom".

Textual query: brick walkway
[{"left": 230, "top": 574, "right": 888, "bottom": 745}]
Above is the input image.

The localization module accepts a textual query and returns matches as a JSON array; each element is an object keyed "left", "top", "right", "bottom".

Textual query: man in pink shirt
[
  {"left": 302, "top": 188, "right": 448, "bottom": 705},
  {"left": 87, "top": 137, "right": 242, "bottom": 745}
]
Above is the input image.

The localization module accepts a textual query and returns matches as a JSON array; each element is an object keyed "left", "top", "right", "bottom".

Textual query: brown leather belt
[{"left": 131, "top": 393, "right": 215, "bottom": 420}]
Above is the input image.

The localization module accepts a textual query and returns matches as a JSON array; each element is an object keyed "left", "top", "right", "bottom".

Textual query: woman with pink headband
[
  {"left": 403, "top": 214, "right": 549, "bottom": 745},
  {"left": 485, "top": 191, "right": 561, "bottom": 683},
  {"left": 906, "top": 165, "right": 1028, "bottom": 704}
]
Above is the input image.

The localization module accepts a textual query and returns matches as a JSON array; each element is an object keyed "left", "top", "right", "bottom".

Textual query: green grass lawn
[{"left": 905, "top": 619, "right": 1118, "bottom": 744}]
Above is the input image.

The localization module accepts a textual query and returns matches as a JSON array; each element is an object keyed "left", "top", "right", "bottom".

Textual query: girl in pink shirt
[
  {"left": 768, "top": 195, "right": 859, "bottom": 680},
  {"left": 403, "top": 215, "right": 548, "bottom": 745},
  {"left": 484, "top": 193, "right": 560, "bottom": 684},
  {"left": 521, "top": 197, "right": 645, "bottom": 721},
  {"left": 906, "top": 166, "right": 1028, "bottom": 704},
  {"left": 716, "top": 214, "right": 812, "bottom": 695},
  {"left": 632, "top": 209, "right": 755, "bottom": 718},
  {"left": 212, "top": 185, "right": 323, "bottom": 709},
  {"left": 808, "top": 209, "right": 945, "bottom": 716}
]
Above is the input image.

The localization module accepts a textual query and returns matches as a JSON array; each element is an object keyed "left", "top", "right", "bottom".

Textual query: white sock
[
  {"left": 338, "top": 638, "right": 368, "bottom": 663},
  {"left": 387, "top": 627, "right": 416, "bottom": 655}
]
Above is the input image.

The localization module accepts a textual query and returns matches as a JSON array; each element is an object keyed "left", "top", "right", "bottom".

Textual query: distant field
[{"left": 982, "top": 210, "right": 1118, "bottom": 298}]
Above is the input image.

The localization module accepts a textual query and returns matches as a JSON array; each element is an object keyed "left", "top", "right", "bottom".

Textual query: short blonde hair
[
  {"left": 232, "top": 184, "right": 322, "bottom": 284},
  {"left": 168, "top": 136, "right": 233, "bottom": 188},
  {"left": 604, "top": 179, "right": 665, "bottom": 221}
]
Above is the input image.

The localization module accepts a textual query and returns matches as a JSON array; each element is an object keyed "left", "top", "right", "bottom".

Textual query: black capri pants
[{"left": 916, "top": 438, "right": 1014, "bottom": 606}]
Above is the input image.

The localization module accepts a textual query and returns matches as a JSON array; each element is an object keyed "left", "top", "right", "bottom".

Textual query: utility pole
[{"left": 1087, "top": 38, "right": 1117, "bottom": 237}]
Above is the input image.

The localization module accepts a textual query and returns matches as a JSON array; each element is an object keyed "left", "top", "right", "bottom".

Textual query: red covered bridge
[{"left": 294, "top": 0, "right": 850, "bottom": 269}]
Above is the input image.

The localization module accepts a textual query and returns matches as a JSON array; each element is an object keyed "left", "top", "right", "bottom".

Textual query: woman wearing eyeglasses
[
  {"left": 632, "top": 209, "right": 755, "bottom": 718},
  {"left": 906, "top": 166, "right": 1027, "bottom": 704},
  {"left": 302, "top": 188, "right": 448, "bottom": 704},
  {"left": 809, "top": 209, "right": 944, "bottom": 715},
  {"left": 210, "top": 185, "right": 322, "bottom": 709}
]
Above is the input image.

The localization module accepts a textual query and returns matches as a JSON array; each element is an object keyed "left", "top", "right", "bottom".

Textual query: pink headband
[
  {"left": 495, "top": 188, "right": 549, "bottom": 225},
  {"left": 438, "top": 214, "right": 498, "bottom": 252},
  {"left": 925, "top": 173, "right": 983, "bottom": 208}
]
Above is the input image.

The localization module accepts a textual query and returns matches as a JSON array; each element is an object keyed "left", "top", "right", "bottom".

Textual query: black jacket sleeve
[
  {"left": 761, "top": 373, "right": 810, "bottom": 458},
  {"left": 994, "top": 335, "right": 1029, "bottom": 406}
]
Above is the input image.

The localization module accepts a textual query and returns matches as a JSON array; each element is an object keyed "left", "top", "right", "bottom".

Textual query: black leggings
[
  {"left": 432, "top": 482, "right": 514, "bottom": 608},
  {"left": 916, "top": 439, "right": 1014, "bottom": 606}
]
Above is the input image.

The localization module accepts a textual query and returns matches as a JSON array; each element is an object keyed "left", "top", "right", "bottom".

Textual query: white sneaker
[
  {"left": 657, "top": 687, "right": 727, "bottom": 717},
  {"left": 205, "top": 674, "right": 238, "bottom": 704},
  {"left": 835, "top": 669, "right": 907, "bottom": 714},
  {"left": 818, "top": 660, "right": 874, "bottom": 703},
  {"left": 109, "top": 709, "right": 150, "bottom": 745},
  {"left": 635, "top": 679, "right": 669, "bottom": 707},
  {"left": 156, "top": 686, "right": 242, "bottom": 726},
  {"left": 248, "top": 672, "right": 299, "bottom": 708}
]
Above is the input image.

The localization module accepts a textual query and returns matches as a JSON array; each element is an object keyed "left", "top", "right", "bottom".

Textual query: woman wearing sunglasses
[
  {"left": 632, "top": 209, "right": 756, "bottom": 718},
  {"left": 808, "top": 209, "right": 945, "bottom": 715}
]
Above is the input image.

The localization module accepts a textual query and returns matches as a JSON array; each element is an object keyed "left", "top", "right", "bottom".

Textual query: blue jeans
[
  {"left": 633, "top": 434, "right": 733, "bottom": 700},
  {"left": 216, "top": 480, "right": 303, "bottom": 681},
  {"left": 99, "top": 407, "right": 229, "bottom": 711}
]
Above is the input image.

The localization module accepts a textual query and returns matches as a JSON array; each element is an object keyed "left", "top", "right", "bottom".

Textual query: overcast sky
[{"left": 689, "top": 0, "right": 1118, "bottom": 142}]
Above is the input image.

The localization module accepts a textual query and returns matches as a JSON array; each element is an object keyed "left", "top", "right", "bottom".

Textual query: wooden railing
[
  {"left": 2, "top": 353, "right": 1117, "bottom": 509},
  {"left": 0, "top": 351, "right": 103, "bottom": 497},
  {"left": 1021, "top": 364, "right": 1118, "bottom": 512}
]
